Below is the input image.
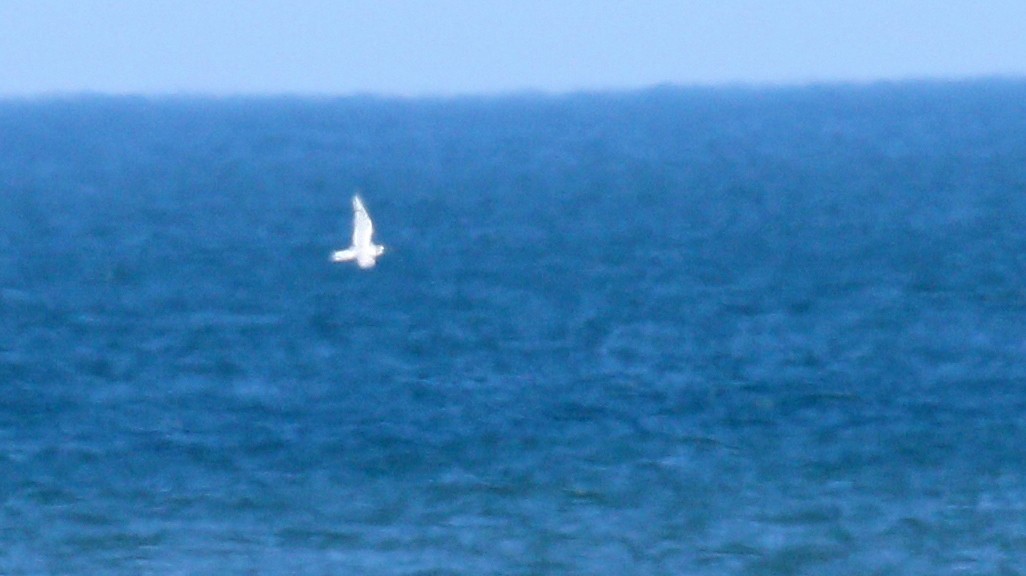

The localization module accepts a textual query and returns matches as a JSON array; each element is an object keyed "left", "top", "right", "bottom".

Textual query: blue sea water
[{"left": 2, "top": 81, "right": 1026, "bottom": 574}]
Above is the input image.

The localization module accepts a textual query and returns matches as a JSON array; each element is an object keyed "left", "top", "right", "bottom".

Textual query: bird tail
[{"left": 331, "top": 248, "right": 357, "bottom": 262}]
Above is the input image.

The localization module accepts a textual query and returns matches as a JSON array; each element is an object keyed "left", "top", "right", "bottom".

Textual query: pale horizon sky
[{"left": 2, "top": 1, "right": 1025, "bottom": 97}]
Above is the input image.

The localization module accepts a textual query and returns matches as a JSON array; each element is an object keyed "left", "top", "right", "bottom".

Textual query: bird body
[{"left": 332, "top": 195, "right": 385, "bottom": 268}]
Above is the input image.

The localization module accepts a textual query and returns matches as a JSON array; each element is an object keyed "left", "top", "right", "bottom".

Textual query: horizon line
[{"left": 2, "top": 74, "right": 1024, "bottom": 102}]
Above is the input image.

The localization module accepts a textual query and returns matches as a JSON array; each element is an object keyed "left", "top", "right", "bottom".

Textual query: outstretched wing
[{"left": 352, "top": 195, "right": 374, "bottom": 248}]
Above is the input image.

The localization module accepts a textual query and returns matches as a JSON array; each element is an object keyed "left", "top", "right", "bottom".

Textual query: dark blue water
[{"left": 3, "top": 81, "right": 1026, "bottom": 574}]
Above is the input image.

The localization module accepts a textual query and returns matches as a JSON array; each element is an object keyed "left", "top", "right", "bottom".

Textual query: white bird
[{"left": 331, "top": 195, "right": 385, "bottom": 268}]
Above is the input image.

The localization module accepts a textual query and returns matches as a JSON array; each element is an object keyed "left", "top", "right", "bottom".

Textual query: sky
[{"left": 1, "top": 0, "right": 1025, "bottom": 97}]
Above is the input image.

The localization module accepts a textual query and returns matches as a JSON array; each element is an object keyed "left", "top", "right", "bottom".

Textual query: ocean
[{"left": 2, "top": 81, "right": 1026, "bottom": 574}]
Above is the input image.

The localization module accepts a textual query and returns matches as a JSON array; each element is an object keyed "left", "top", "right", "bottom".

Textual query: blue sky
[{"left": 2, "top": 0, "right": 1025, "bottom": 96}]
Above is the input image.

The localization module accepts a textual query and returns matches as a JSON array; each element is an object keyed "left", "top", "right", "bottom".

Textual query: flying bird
[{"left": 331, "top": 195, "right": 385, "bottom": 268}]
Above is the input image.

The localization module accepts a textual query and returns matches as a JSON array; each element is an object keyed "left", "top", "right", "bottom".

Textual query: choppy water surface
[{"left": 3, "top": 82, "right": 1026, "bottom": 574}]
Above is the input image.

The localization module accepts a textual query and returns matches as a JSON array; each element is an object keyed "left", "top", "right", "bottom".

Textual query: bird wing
[{"left": 352, "top": 195, "right": 374, "bottom": 248}]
